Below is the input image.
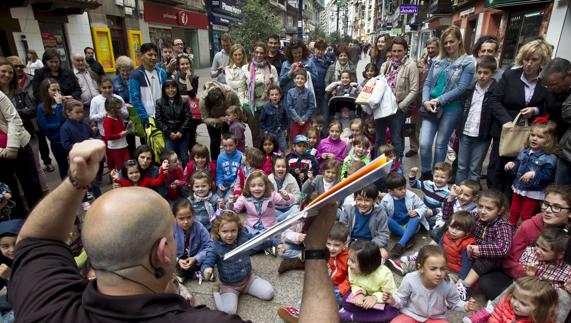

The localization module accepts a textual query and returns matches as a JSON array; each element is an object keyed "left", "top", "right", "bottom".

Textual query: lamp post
[{"left": 297, "top": 0, "right": 303, "bottom": 39}]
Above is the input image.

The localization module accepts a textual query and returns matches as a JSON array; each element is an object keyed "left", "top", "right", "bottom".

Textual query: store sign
[
  {"left": 144, "top": 2, "right": 208, "bottom": 29},
  {"left": 400, "top": 5, "right": 418, "bottom": 14},
  {"left": 211, "top": 0, "right": 241, "bottom": 17}
]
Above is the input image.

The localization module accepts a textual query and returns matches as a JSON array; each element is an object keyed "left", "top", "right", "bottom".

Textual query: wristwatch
[{"left": 303, "top": 249, "right": 330, "bottom": 261}]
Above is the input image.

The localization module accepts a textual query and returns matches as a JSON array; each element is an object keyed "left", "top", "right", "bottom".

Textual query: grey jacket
[
  {"left": 339, "top": 204, "right": 390, "bottom": 248},
  {"left": 559, "top": 94, "right": 571, "bottom": 162},
  {"left": 380, "top": 190, "right": 429, "bottom": 231}
]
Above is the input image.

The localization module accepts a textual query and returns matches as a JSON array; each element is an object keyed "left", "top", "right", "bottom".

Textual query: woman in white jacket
[{"left": 362, "top": 75, "right": 398, "bottom": 156}]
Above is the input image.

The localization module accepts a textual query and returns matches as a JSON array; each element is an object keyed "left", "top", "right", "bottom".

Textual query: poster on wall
[
  {"left": 91, "top": 27, "right": 116, "bottom": 73},
  {"left": 128, "top": 30, "right": 143, "bottom": 68}
]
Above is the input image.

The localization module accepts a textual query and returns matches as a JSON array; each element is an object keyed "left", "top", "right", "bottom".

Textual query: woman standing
[
  {"left": 369, "top": 34, "right": 391, "bottom": 71},
  {"left": 379, "top": 36, "right": 419, "bottom": 161},
  {"left": 225, "top": 44, "right": 249, "bottom": 104},
  {"left": 0, "top": 60, "right": 43, "bottom": 217},
  {"left": 113, "top": 56, "right": 133, "bottom": 104},
  {"left": 279, "top": 39, "right": 318, "bottom": 94},
  {"left": 173, "top": 54, "right": 200, "bottom": 150},
  {"left": 324, "top": 45, "right": 357, "bottom": 86},
  {"left": 487, "top": 39, "right": 551, "bottom": 195},
  {"left": 25, "top": 50, "right": 43, "bottom": 77},
  {"left": 419, "top": 26, "right": 475, "bottom": 180},
  {"left": 31, "top": 48, "right": 81, "bottom": 102},
  {"left": 244, "top": 42, "right": 279, "bottom": 147}
]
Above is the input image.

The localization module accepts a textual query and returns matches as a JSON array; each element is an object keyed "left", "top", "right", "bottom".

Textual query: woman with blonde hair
[
  {"left": 112, "top": 55, "right": 133, "bottom": 104},
  {"left": 487, "top": 38, "right": 552, "bottom": 195},
  {"left": 224, "top": 44, "right": 249, "bottom": 104},
  {"left": 26, "top": 49, "right": 43, "bottom": 76},
  {"left": 419, "top": 25, "right": 475, "bottom": 180}
]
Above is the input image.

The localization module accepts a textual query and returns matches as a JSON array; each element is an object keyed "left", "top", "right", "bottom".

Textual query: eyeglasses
[{"left": 541, "top": 201, "right": 571, "bottom": 213}]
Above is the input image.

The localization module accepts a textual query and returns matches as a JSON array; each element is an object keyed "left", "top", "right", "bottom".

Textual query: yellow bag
[{"left": 499, "top": 112, "right": 531, "bottom": 157}]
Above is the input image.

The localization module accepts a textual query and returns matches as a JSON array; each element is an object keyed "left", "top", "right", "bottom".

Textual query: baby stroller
[{"left": 328, "top": 95, "right": 358, "bottom": 133}]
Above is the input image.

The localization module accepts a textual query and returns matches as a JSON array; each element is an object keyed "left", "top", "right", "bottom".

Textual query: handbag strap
[{"left": 512, "top": 112, "right": 530, "bottom": 127}]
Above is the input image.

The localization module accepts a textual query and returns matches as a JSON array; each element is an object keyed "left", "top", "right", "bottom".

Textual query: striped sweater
[{"left": 408, "top": 176, "right": 450, "bottom": 214}]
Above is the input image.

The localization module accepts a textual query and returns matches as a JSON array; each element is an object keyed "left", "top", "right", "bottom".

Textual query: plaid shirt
[
  {"left": 519, "top": 246, "right": 571, "bottom": 290},
  {"left": 471, "top": 211, "right": 513, "bottom": 258}
]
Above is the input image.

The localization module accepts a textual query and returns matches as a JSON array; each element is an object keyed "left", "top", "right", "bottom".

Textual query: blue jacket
[
  {"left": 128, "top": 65, "right": 167, "bottom": 125},
  {"left": 189, "top": 193, "right": 221, "bottom": 231},
  {"left": 112, "top": 74, "right": 130, "bottom": 104},
  {"left": 286, "top": 86, "right": 316, "bottom": 123},
  {"left": 510, "top": 148, "right": 557, "bottom": 191},
  {"left": 279, "top": 58, "right": 318, "bottom": 93},
  {"left": 422, "top": 54, "right": 475, "bottom": 108},
  {"left": 216, "top": 149, "right": 243, "bottom": 188},
  {"left": 36, "top": 103, "right": 64, "bottom": 143},
  {"left": 259, "top": 101, "right": 289, "bottom": 136},
  {"left": 311, "top": 56, "right": 332, "bottom": 95},
  {"left": 174, "top": 220, "right": 211, "bottom": 264},
  {"left": 201, "top": 230, "right": 273, "bottom": 284},
  {"left": 60, "top": 119, "right": 94, "bottom": 152}
]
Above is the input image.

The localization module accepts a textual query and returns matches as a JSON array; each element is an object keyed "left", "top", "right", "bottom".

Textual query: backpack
[{"left": 145, "top": 117, "right": 165, "bottom": 163}]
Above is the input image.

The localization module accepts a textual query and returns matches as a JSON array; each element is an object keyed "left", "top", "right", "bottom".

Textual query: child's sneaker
[
  {"left": 385, "top": 259, "right": 405, "bottom": 276},
  {"left": 463, "top": 308, "right": 491, "bottom": 323},
  {"left": 455, "top": 280, "right": 471, "bottom": 301},
  {"left": 338, "top": 308, "right": 354, "bottom": 322},
  {"left": 264, "top": 246, "right": 277, "bottom": 257},
  {"left": 277, "top": 306, "right": 299, "bottom": 323},
  {"left": 400, "top": 254, "right": 418, "bottom": 263},
  {"left": 390, "top": 243, "right": 405, "bottom": 258}
]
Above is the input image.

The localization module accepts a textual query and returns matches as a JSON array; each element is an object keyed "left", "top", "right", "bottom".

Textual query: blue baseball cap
[{"left": 293, "top": 135, "right": 309, "bottom": 144}]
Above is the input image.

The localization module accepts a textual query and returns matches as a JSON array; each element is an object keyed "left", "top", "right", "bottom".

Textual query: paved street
[{"left": 40, "top": 57, "right": 480, "bottom": 322}]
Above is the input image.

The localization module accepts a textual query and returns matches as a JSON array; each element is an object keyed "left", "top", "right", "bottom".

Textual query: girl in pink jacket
[{"left": 317, "top": 121, "right": 349, "bottom": 169}]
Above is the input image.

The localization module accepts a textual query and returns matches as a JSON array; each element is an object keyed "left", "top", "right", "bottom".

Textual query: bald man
[
  {"left": 71, "top": 53, "right": 98, "bottom": 106},
  {"left": 10, "top": 139, "right": 339, "bottom": 322}
]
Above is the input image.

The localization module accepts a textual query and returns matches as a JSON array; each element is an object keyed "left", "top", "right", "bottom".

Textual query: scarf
[
  {"left": 334, "top": 61, "right": 352, "bottom": 81},
  {"left": 248, "top": 60, "right": 271, "bottom": 110},
  {"left": 386, "top": 56, "right": 407, "bottom": 93},
  {"left": 193, "top": 192, "right": 215, "bottom": 220}
]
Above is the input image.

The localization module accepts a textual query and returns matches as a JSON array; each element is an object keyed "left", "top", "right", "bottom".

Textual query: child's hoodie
[
  {"left": 216, "top": 150, "right": 243, "bottom": 188},
  {"left": 329, "top": 247, "right": 350, "bottom": 296}
]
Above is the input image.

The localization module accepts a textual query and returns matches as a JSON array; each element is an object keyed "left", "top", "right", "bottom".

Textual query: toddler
[
  {"left": 286, "top": 69, "right": 316, "bottom": 142},
  {"left": 185, "top": 144, "right": 216, "bottom": 187},
  {"left": 341, "top": 136, "right": 370, "bottom": 179},
  {"left": 505, "top": 121, "right": 558, "bottom": 226},
  {"left": 112, "top": 159, "right": 168, "bottom": 188},
  {"left": 226, "top": 105, "right": 246, "bottom": 152},
  {"left": 103, "top": 96, "right": 131, "bottom": 171},
  {"left": 260, "top": 134, "right": 282, "bottom": 175},
  {"left": 409, "top": 162, "right": 452, "bottom": 228},
  {"left": 188, "top": 172, "right": 223, "bottom": 231},
  {"left": 383, "top": 245, "right": 478, "bottom": 322},
  {"left": 302, "top": 159, "right": 340, "bottom": 201},
  {"left": 286, "top": 135, "right": 319, "bottom": 188},
  {"left": 325, "top": 70, "right": 359, "bottom": 97},
  {"left": 173, "top": 198, "right": 211, "bottom": 282},
  {"left": 232, "top": 147, "right": 265, "bottom": 196},
  {"left": 216, "top": 133, "right": 243, "bottom": 202},
  {"left": 160, "top": 150, "right": 187, "bottom": 202},
  {"left": 317, "top": 121, "right": 349, "bottom": 168},
  {"left": 259, "top": 85, "right": 289, "bottom": 151},
  {"left": 201, "top": 211, "right": 274, "bottom": 315},
  {"left": 338, "top": 239, "right": 399, "bottom": 322}
]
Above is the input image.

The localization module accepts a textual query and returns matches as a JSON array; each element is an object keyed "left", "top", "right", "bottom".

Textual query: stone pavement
[{"left": 40, "top": 60, "right": 483, "bottom": 322}]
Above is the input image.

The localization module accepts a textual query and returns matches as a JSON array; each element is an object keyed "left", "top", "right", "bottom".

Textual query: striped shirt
[
  {"left": 470, "top": 211, "right": 513, "bottom": 258},
  {"left": 519, "top": 246, "right": 571, "bottom": 290},
  {"left": 409, "top": 176, "right": 450, "bottom": 213}
]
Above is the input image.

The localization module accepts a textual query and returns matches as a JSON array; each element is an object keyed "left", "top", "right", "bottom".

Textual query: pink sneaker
[
  {"left": 463, "top": 308, "right": 491, "bottom": 323},
  {"left": 277, "top": 306, "right": 299, "bottom": 323}
]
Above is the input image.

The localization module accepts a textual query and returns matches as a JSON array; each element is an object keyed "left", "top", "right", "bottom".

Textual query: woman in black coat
[
  {"left": 31, "top": 48, "right": 82, "bottom": 102},
  {"left": 487, "top": 39, "right": 552, "bottom": 196}
]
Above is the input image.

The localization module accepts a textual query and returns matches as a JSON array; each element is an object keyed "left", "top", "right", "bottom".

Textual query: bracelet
[
  {"left": 303, "top": 249, "right": 330, "bottom": 261},
  {"left": 67, "top": 171, "right": 91, "bottom": 190}
]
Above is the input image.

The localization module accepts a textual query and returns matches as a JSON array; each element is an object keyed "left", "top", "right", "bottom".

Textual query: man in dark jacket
[
  {"left": 32, "top": 48, "right": 82, "bottom": 102},
  {"left": 84, "top": 47, "right": 105, "bottom": 77}
]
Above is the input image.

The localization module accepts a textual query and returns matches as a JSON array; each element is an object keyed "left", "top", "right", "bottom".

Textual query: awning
[{"left": 484, "top": 0, "right": 550, "bottom": 8}]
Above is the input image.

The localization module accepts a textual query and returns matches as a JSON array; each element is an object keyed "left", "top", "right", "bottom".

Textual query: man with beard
[{"left": 84, "top": 47, "right": 105, "bottom": 77}]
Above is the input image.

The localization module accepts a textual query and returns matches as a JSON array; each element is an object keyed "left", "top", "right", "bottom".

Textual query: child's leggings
[
  {"left": 388, "top": 216, "right": 421, "bottom": 247},
  {"left": 390, "top": 314, "right": 448, "bottom": 323},
  {"left": 508, "top": 193, "right": 541, "bottom": 226},
  {"left": 340, "top": 293, "right": 399, "bottom": 322},
  {"left": 214, "top": 276, "right": 274, "bottom": 315}
]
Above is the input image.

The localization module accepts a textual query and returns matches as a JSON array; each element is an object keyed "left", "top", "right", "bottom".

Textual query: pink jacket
[
  {"left": 233, "top": 191, "right": 296, "bottom": 229},
  {"left": 502, "top": 213, "right": 544, "bottom": 278},
  {"left": 317, "top": 137, "right": 349, "bottom": 165}
]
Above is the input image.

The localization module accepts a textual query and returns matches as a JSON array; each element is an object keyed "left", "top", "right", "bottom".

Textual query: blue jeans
[
  {"left": 166, "top": 135, "right": 189, "bottom": 166},
  {"left": 281, "top": 242, "right": 303, "bottom": 259},
  {"left": 459, "top": 250, "right": 473, "bottom": 279},
  {"left": 276, "top": 205, "right": 299, "bottom": 222},
  {"left": 388, "top": 215, "right": 421, "bottom": 247},
  {"left": 456, "top": 135, "right": 490, "bottom": 183},
  {"left": 269, "top": 131, "right": 288, "bottom": 152},
  {"left": 555, "top": 158, "right": 571, "bottom": 185},
  {"left": 419, "top": 108, "right": 462, "bottom": 173},
  {"left": 374, "top": 115, "right": 395, "bottom": 156}
]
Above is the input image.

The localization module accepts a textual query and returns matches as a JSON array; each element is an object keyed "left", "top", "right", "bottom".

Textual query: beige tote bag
[{"left": 499, "top": 112, "right": 531, "bottom": 157}]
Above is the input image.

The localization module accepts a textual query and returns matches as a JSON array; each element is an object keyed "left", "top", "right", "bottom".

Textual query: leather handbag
[{"left": 499, "top": 112, "right": 531, "bottom": 157}]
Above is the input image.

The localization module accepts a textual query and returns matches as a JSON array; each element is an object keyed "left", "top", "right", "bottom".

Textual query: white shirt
[
  {"left": 144, "top": 69, "right": 162, "bottom": 116},
  {"left": 74, "top": 68, "right": 99, "bottom": 105},
  {"left": 463, "top": 82, "right": 490, "bottom": 137},
  {"left": 89, "top": 94, "right": 128, "bottom": 136},
  {"left": 26, "top": 60, "right": 43, "bottom": 76}
]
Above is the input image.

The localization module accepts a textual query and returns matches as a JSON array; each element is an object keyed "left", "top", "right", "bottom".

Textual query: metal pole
[
  {"left": 297, "top": 0, "right": 303, "bottom": 39},
  {"left": 336, "top": 1, "right": 340, "bottom": 34}
]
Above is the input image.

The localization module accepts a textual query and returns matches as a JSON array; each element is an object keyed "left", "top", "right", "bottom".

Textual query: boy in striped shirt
[{"left": 408, "top": 162, "right": 452, "bottom": 228}]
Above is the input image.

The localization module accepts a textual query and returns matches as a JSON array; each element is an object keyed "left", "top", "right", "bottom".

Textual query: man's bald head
[
  {"left": 71, "top": 53, "right": 87, "bottom": 72},
  {"left": 83, "top": 188, "right": 174, "bottom": 271}
]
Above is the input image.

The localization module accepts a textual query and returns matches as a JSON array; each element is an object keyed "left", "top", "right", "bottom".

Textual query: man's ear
[{"left": 156, "top": 237, "right": 173, "bottom": 268}]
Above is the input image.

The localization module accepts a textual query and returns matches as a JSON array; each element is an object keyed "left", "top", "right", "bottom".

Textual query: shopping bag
[
  {"left": 145, "top": 117, "right": 166, "bottom": 163},
  {"left": 188, "top": 97, "right": 202, "bottom": 120},
  {"left": 499, "top": 112, "right": 531, "bottom": 157},
  {"left": 355, "top": 78, "right": 376, "bottom": 105}
]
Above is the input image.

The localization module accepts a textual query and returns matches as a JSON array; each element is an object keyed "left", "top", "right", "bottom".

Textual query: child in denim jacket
[
  {"left": 504, "top": 121, "right": 557, "bottom": 226},
  {"left": 188, "top": 172, "right": 223, "bottom": 231}
]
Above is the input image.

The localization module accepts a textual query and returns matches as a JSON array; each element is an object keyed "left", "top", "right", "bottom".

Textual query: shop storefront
[
  {"left": 208, "top": 0, "right": 241, "bottom": 55},
  {"left": 144, "top": 2, "right": 208, "bottom": 68}
]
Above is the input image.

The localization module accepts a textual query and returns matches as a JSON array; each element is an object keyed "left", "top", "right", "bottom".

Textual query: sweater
[
  {"left": 349, "top": 264, "right": 397, "bottom": 303},
  {"left": 285, "top": 151, "right": 319, "bottom": 187},
  {"left": 409, "top": 175, "right": 450, "bottom": 214},
  {"left": 329, "top": 247, "right": 350, "bottom": 296},
  {"left": 174, "top": 220, "right": 211, "bottom": 264},
  {"left": 442, "top": 232, "right": 476, "bottom": 273},
  {"left": 268, "top": 173, "right": 301, "bottom": 198},
  {"left": 392, "top": 271, "right": 467, "bottom": 321},
  {"left": 102, "top": 116, "right": 128, "bottom": 149},
  {"left": 380, "top": 191, "right": 429, "bottom": 231},
  {"left": 59, "top": 119, "right": 94, "bottom": 152},
  {"left": 36, "top": 103, "right": 64, "bottom": 142},
  {"left": 317, "top": 137, "right": 349, "bottom": 165},
  {"left": 341, "top": 151, "right": 370, "bottom": 178},
  {"left": 301, "top": 175, "right": 338, "bottom": 199},
  {"left": 184, "top": 161, "right": 217, "bottom": 187},
  {"left": 233, "top": 192, "right": 296, "bottom": 230},
  {"left": 215, "top": 150, "right": 243, "bottom": 188},
  {"left": 115, "top": 171, "right": 165, "bottom": 188},
  {"left": 89, "top": 94, "right": 128, "bottom": 136},
  {"left": 163, "top": 166, "right": 187, "bottom": 201},
  {"left": 489, "top": 297, "right": 534, "bottom": 323},
  {"left": 340, "top": 204, "right": 390, "bottom": 248},
  {"left": 502, "top": 213, "right": 544, "bottom": 278},
  {"left": 189, "top": 193, "right": 221, "bottom": 231}
]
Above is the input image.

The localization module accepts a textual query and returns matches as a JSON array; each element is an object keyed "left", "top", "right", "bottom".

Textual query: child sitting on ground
[
  {"left": 309, "top": 114, "right": 325, "bottom": 138},
  {"left": 160, "top": 150, "right": 188, "bottom": 203},
  {"left": 341, "top": 136, "right": 370, "bottom": 179},
  {"left": 286, "top": 135, "right": 319, "bottom": 188},
  {"left": 185, "top": 144, "right": 216, "bottom": 187},
  {"left": 305, "top": 127, "right": 320, "bottom": 157},
  {"left": 112, "top": 159, "right": 168, "bottom": 188},
  {"left": 383, "top": 245, "right": 478, "bottom": 322},
  {"left": 201, "top": 211, "right": 275, "bottom": 315},
  {"left": 188, "top": 172, "right": 223, "bottom": 231},
  {"left": 381, "top": 172, "right": 428, "bottom": 258},
  {"left": 0, "top": 220, "right": 23, "bottom": 321},
  {"left": 260, "top": 134, "right": 282, "bottom": 175},
  {"left": 409, "top": 162, "right": 452, "bottom": 228},
  {"left": 302, "top": 159, "right": 340, "bottom": 202},
  {"left": 216, "top": 133, "right": 243, "bottom": 202},
  {"left": 232, "top": 147, "right": 265, "bottom": 196},
  {"left": 317, "top": 121, "right": 349, "bottom": 168},
  {"left": 173, "top": 198, "right": 211, "bottom": 282},
  {"left": 340, "top": 184, "right": 390, "bottom": 259},
  {"left": 339, "top": 239, "right": 399, "bottom": 322},
  {"left": 269, "top": 157, "right": 301, "bottom": 222},
  {"left": 432, "top": 180, "right": 480, "bottom": 241}
]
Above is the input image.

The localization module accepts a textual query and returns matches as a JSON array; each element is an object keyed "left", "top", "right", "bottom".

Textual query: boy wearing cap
[{"left": 286, "top": 135, "right": 319, "bottom": 188}]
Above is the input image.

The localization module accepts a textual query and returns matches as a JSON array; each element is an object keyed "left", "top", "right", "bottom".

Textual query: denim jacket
[
  {"left": 422, "top": 54, "right": 475, "bottom": 107},
  {"left": 201, "top": 230, "right": 273, "bottom": 284},
  {"left": 286, "top": 86, "right": 316, "bottom": 123},
  {"left": 112, "top": 75, "right": 130, "bottom": 104},
  {"left": 259, "top": 101, "right": 289, "bottom": 135},
  {"left": 190, "top": 193, "right": 221, "bottom": 231},
  {"left": 510, "top": 148, "right": 557, "bottom": 191}
]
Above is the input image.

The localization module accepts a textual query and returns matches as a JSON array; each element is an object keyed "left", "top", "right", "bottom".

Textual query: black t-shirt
[{"left": 9, "top": 239, "right": 249, "bottom": 322}]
